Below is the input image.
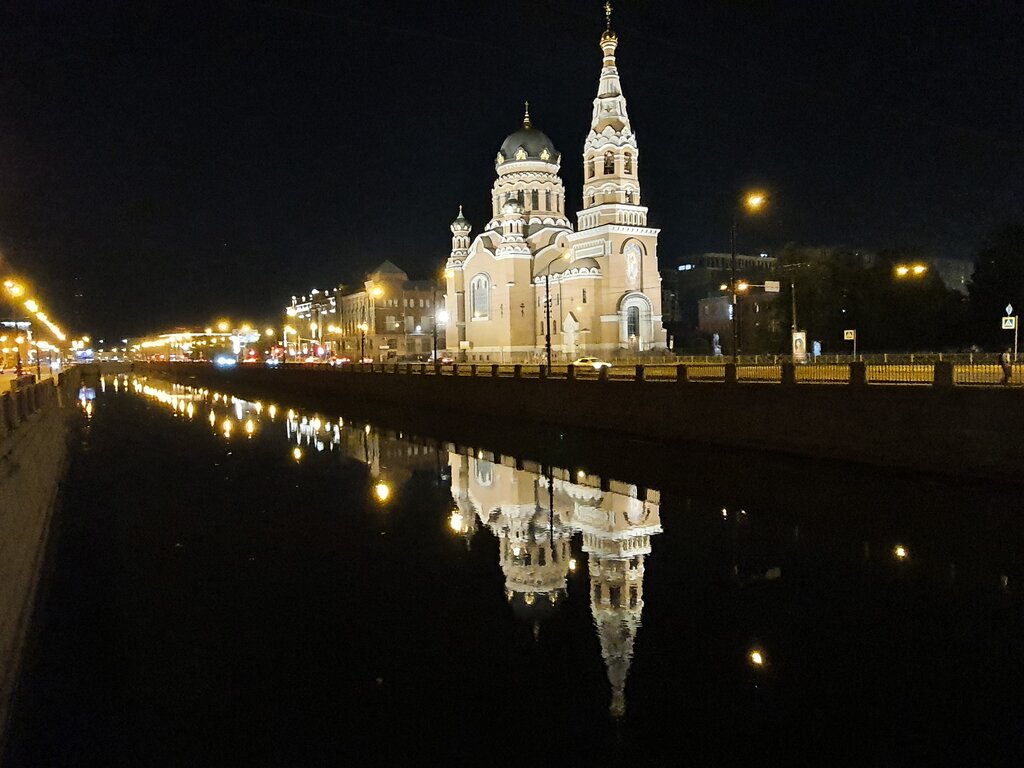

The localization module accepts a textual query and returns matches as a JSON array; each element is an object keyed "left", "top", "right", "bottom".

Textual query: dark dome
[
  {"left": 509, "top": 589, "right": 564, "bottom": 623},
  {"left": 498, "top": 125, "right": 559, "bottom": 166}
]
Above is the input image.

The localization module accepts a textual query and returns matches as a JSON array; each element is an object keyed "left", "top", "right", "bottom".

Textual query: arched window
[
  {"left": 588, "top": 159, "right": 595, "bottom": 178},
  {"left": 624, "top": 152, "right": 633, "bottom": 173},
  {"left": 471, "top": 274, "right": 490, "bottom": 319},
  {"left": 603, "top": 151, "right": 615, "bottom": 174},
  {"left": 625, "top": 190, "right": 634, "bottom": 204},
  {"left": 627, "top": 305, "right": 640, "bottom": 339}
]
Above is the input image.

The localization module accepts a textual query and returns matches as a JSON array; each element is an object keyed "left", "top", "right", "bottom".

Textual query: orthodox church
[{"left": 443, "top": 4, "right": 667, "bottom": 362}]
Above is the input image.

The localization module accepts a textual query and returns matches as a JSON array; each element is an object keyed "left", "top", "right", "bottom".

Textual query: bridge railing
[{"left": 262, "top": 358, "right": 1024, "bottom": 388}]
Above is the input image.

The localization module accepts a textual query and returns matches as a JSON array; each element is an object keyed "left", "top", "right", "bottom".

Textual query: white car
[{"left": 571, "top": 357, "right": 612, "bottom": 369}]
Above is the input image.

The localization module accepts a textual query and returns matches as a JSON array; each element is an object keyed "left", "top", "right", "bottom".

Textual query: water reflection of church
[{"left": 449, "top": 450, "right": 662, "bottom": 716}]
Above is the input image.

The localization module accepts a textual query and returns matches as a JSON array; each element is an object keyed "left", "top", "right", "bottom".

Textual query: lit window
[{"left": 471, "top": 274, "right": 490, "bottom": 319}]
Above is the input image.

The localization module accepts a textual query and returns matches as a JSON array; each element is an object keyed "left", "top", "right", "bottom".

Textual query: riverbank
[{"left": 0, "top": 368, "right": 81, "bottom": 745}]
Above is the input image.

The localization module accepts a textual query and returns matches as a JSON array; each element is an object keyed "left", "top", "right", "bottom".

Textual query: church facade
[{"left": 443, "top": 8, "right": 667, "bottom": 363}]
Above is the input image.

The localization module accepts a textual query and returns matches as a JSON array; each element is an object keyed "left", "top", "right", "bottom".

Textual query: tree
[{"left": 968, "top": 224, "right": 1024, "bottom": 350}]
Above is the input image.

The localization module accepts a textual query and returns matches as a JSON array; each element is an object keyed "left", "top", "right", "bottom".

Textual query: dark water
[{"left": 5, "top": 374, "right": 1024, "bottom": 766}]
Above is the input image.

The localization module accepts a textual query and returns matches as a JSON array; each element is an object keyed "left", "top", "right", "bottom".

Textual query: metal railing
[{"left": 274, "top": 358, "right": 1024, "bottom": 388}]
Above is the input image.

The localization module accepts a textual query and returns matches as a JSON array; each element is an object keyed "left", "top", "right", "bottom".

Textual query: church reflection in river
[{"left": 449, "top": 450, "right": 662, "bottom": 716}]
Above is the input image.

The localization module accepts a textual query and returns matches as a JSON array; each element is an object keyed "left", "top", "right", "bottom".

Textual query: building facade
[
  {"left": 285, "top": 261, "right": 442, "bottom": 361},
  {"left": 444, "top": 10, "right": 667, "bottom": 363}
]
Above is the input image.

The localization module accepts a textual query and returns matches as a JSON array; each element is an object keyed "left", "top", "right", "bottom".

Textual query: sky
[{"left": 1, "top": 0, "right": 1021, "bottom": 340}]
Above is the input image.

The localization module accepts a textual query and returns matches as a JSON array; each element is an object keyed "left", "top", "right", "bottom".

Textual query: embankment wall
[{"left": 0, "top": 370, "right": 81, "bottom": 743}]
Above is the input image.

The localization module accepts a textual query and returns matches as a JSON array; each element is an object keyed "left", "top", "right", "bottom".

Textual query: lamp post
[
  {"left": 537, "top": 253, "right": 570, "bottom": 368},
  {"left": 729, "top": 192, "right": 767, "bottom": 363},
  {"left": 358, "top": 322, "right": 368, "bottom": 363}
]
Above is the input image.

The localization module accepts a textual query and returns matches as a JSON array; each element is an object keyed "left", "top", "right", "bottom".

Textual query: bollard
[
  {"left": 781, "top": 362, "right": 796, "bottom": 385},
  {"left": 513, "top": 364, "right": 522, "bottom": 379},
  {"left": 933, "top": 360, "right": 954, "bottom": 388},
  {"left": 599, "top": 366, "right": 609, "bottom": 381},
  {"left": 434, "top": 363, "right": 442, "bottom": 376},
  {"left": 567, "top": 364, "right": 576, "bottom": 381},
  {"left": 491, "top": 364, "right": 499, "bottom": 377},
  {"left": 849, "top": 360, "right": 867, "bottom": 386},
  {"left": 676, "top": 364, "right": 689, "bottom": 383},
  {"left": 452, "top": 363, "right": 460, "bottom": 376},
  {"left": 724, "top": 363, "right": 738, "bottom": 384},
  {"left": 470, "top": 364, "right": 478, "bottom": 377},
  {"left": 539, "top": 365, "right": 548, "bottom": 379},
  {"left": 635, "top": 364, "right": 645, "bottom": 382},
  {"left": 419, "top": 363, "right": 426, "bottom": 375}
]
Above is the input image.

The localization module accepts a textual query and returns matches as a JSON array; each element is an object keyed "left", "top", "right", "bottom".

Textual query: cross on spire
[
  {"left": 604, "top": 1, "right": 613, "bottom": 30},
  {"left": 523, "top": 101, "right": 531, "bottom": 128}
]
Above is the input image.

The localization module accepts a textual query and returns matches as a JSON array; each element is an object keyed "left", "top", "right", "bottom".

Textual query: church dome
[
  {"left": 496, "top": 103, "right": 559, "bottom": 167},
  {"left": 501, "top": 198, "right": 524, "bottom": 216},
  {"left": 450, "top": 205, "right": 471, "bottom": 232}
]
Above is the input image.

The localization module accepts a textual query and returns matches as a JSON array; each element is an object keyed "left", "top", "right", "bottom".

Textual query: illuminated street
[{"left": 4, "top": 374, "right": 1024, "bottom": 764}]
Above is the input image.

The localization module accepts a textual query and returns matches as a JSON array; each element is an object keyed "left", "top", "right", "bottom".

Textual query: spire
[{"left": 523, "top": 101, "right": 531, "bottom": 128}]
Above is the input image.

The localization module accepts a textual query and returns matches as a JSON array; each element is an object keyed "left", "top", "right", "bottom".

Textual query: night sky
[{"left": 1, "top": 0, "right": 1021, "bottom": 340}]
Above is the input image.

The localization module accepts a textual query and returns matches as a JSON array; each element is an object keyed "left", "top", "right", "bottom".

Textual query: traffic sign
[
  {"left": 764, "top": 280, "right": 781, "bottom": 293},
  {"left": 1002, "top": 316, "right": 1016, "bottom": 330},
  {"left": 1007, "top": 304, "right": 1014, "bottom": 316},
  {"left": 843, "top": 329, "right": 856, "bottom": 340}
]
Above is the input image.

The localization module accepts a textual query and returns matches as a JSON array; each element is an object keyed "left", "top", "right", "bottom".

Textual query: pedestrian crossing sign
[{"left": 1002, "top": 316, "right": 1017, "bottom": 330}]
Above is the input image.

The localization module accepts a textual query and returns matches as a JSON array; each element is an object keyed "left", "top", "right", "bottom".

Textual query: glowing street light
[
  {"left": 374, "top": 481, "right": 391, "bottom": 503},
  {"left": 357, "top": 322, "right": 369, "bottom": 362},
  {"left": 895, "top": 263, "right": 928, "bottom": 278},
  {"left": 748, "top": 648, "right": 766, "bottom": 667},
  {"left": 730, "top": 191, "right": 769, "bottom": 362}
]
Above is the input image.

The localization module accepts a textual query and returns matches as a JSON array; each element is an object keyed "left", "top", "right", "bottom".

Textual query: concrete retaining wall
[
  {"left": 0, "top": 370, "right": 81, "bottom": 743},
  {"left": 140, "top": 362, "right": 1024, "bottom": 482}
]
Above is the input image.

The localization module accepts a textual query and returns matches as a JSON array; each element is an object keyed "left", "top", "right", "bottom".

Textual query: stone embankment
[
  {"left": 140, "top": 361, "right": 1024, "bottom": 483},
  {"left": 0, "top": 369, "right": 81, "bottom": 743}
]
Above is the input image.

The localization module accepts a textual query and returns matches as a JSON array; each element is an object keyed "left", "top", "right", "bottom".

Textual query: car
[
  {"left": 571, "top": 356, "right": 612, "bottom": 369},
  {"left": 329, "top": 356, "right": 351, "bottom": 366}
]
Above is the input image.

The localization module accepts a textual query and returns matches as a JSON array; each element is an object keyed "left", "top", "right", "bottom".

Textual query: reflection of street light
[{"left": 730, "top": 192, "right": 768, "bottom": 362}]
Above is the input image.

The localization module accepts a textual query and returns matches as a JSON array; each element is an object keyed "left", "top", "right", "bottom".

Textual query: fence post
[
  {"left": 491, "top": 364, "right": 499, "bottom": 377},
  {"left": 419, "top": 363, "right": 426, "bottom": 375},
  {"left": 470, "top": 364, "right": 478, "bottom": 377},
  {"left": 933, "top": 360, "right": 954, "bottom": 388},
  {"left": 513, "top": 364, "right": 522, "bottom": 379},
  {"left": 676, "top": 364, "right": 689, "bottom": 383},
  {"left": 635, "top": 364, "right": 645, "bottom": 382},
  {"left": 434, "top": 363, "right": 442, "bottom": 376},
  {"left": 849, "top": 360, "right": 867, "bottom": 386},
  {"left": 452, "top": 363, "right": 460, "bottom": 376},
  {"left": 724, "top": 363, "right": 737, "bottom": 384},
  {"left": 781, "top": 362, "right": 796, "bottom": 385},
  {"left": 567, "top": 364, "right": 576, "bottom": 381},
  {"left": 539, "top": 365, "right": 548, "bottom": 379}
]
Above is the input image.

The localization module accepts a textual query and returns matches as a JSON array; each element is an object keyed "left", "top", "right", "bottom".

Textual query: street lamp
[
  {"left": 730, "top": 192, "right": 767, "bottom": 363},
  {"left": 433, "top": 270, "right": 452, "bottom": 363},
  {"left": 536, "top": 253, "right": 570, "bottom": 367},
  {"left": 358, "top": 322, "right": 369, "bottom": 363}
]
